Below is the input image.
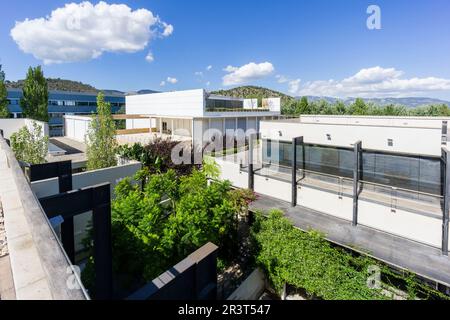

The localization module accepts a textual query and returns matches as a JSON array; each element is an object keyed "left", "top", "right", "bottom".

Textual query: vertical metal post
[
  {"left": 442, "top": 121, "right": 448, "bottom": 146},
  {"left": 58, "top": 161, "right": 74, "bottom": 263},
  {"left": 442, "top": 147, "right": 449, "bottom": 255},
  {"left": 248, "top": 133, "right": 255, "bottom": 190},
  {"left": 92, "top": 184, "right": 113, "bottom": 299},
  {"left": 352, "top": 141, "right": 362, "bottom": 226},
  {"left": 291, "top": 137, "right": 303, "bottom": 207}
]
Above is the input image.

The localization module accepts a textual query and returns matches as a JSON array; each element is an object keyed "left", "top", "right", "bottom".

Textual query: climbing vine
[{"left": 251, "top": 210, "right": 449, "bottom": 300}]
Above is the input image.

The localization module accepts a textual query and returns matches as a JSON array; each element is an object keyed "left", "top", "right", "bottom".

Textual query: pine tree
[
  {"left": 20, "top": 66, "right": 49, "bottom": 122},
  {"left": 0, "top": 64, "right": 9, "bottom": 118},
  {"left": 86, "top": 92, "right": 118, "bottom": 170}
]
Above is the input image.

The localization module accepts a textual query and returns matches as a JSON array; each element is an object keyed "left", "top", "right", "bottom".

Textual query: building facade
[
  {"left": 124, "top": 89, "right": 282, "bottom": 147},
  {"left": 217, "top": 115, "right": 450, "bottom": 252},
  {"left": 6, "top": 89, "right": 125, "bottom": 136}
]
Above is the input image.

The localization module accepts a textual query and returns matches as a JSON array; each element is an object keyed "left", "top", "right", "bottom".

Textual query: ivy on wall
[{"left": 251, "top": 210, "right": 449, "bottom": 300}]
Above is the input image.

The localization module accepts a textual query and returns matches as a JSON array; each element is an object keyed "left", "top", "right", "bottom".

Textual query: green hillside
[
  {"left": 211, "top": 85, "right": 295, "bottom": 106},
  {"left": 6, "top": 78, "right": 99, "bottom": 93}
]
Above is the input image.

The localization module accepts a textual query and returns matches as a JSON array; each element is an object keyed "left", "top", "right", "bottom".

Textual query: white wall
[
  {"left": 0, "top": 119, "right": 48, "bottom": 139},
  {"left": 244, "top": 99, "right": 258, "bottom": 109},
  {"left": 126, "top": 89, "right": 205, "bottom": 118},
  {"left": 260, "top": 120, "right": 443, "bottom": 157},
  {"left": 216, "top": 158, "right": 444, "bottom": 249},
  {"left": 31, "top": 161, "right": 142, "bottom": 198},
  {"left": 64, "top": 115, "right": 92, "bottom": 142},
  {"left": 297, "top": 186, "right": 353, "bottom": 222},
  {"left": 358, "top": 199, "right": 442, "bottom": 248},
  {"left": 262, "top": 98, "right": 281, "bottom": 112}
]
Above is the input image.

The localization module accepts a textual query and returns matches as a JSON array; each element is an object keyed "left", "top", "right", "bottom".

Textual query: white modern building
[
  {"left": 124, "top": 89, "right": 282, "bottom": 146},
  {"left": 216, "top": 114, "right": 450, "bottom": 287}
]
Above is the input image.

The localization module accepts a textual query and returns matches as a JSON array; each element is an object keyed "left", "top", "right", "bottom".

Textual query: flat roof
[{"left": 261, "top": 115, "right": 450, "bottom": 129}]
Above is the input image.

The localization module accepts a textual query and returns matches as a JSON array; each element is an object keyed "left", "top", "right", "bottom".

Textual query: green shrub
[
  {"left": 10, "top": 122, "right": 48, "bottom": 164},
  {"left": 82, "top": 166, "right": 255, "bottom": 297}
]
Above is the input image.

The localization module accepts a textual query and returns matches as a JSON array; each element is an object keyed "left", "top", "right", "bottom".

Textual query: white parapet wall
[
  {"left": 0, "top": 118, "right": 49, "bottom": 140},
  {"left": 260, "top": 116, "right": 447, "bottom": 157},
  {"left": 216, "top": 156, "right": 446, "bottom": 249},
  {"left": 64, "top": 115, "right": 92, "bottom": 142}
]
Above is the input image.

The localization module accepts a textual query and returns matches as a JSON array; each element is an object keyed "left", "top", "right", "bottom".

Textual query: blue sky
[{"left": 2, "top": 0, "right": 450, "bottom": 99}]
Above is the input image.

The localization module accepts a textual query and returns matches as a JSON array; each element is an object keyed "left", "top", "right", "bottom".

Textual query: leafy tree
[
  {"left": 20, "top": 66, "right": 49, "bottom": 122},
  {"left": 10, "top": 122, "right": 48, "bottom": 164},
  {"left": 82, "top": 166, "right": 255, "bottom": 297},
  {"left": 0, "top": 64, "right": 9, "bottom": 118},
  {"left": 0, "top": 64, "right": 4, "bottom": 82},
  {"left": 86, "top": 92, "right": 118, "bottom": 170},
  {"left": 117, "top": 139, "right": 199, "bottom": 176},
  {"left": 349, "top": 98, "right": 368, "bottom": 115}
]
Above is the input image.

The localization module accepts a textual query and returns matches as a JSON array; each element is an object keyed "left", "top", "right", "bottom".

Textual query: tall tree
[
  {"left": 297, "top": 96, "right": 310, "bottom": 114},
  {"left": 0, "top": 64, "right": 9, "bottom": 118},
  {"left": 86, "top": 92, "right": 118, "bottom": 170},
  {"left": 350, "top": 98, "right": 368, "bottom": 115},
  {"left": 20, "top": 66, "right": 49, "bottom": 122}
]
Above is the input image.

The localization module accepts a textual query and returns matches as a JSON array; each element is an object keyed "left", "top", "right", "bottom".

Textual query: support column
[
  {"left": 442, "top": 147, "right": 449, "bottom": 255},
  {"left": 291, "top": 137, "right": 303, "bottom": 207},
  {"left": 352, "top": 141, "right": 362, "bottom": 226}
]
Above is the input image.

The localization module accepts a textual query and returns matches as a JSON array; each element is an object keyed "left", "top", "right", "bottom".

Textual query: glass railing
[
  {"left": 250, "top": 162, "right": 443, "bottom": 216},
  {"left": 205, "top": 108, "right": 271, "bottom": 112}
]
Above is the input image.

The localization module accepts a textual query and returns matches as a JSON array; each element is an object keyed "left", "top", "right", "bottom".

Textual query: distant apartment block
[{"left": 6, "top": 89, "right": 125, "bottom": 136}]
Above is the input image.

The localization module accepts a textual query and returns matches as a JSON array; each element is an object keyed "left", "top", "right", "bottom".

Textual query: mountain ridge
[
  {"left": 212, "top": 86, "right": 450, "bottom": 108},
  {"left": 5, "top": 79, "right": 449, "bottom": 107}
]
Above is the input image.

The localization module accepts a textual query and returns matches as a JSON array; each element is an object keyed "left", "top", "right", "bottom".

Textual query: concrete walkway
[{"left": 250, "top": 194, "right": 450, "bottom": 287}]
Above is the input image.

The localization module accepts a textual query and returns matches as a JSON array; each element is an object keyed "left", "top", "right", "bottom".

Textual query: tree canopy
[
  {"left": 282, "top": 96, "right": 450, "bottom": 117},
  {"left": 86, "top": 92, "right": 118, "bottom": 170},
  {"left": 0, "top": 64, "right": 9, "bottom": 118},
  {"left": 20, "top": 66, "right": 49, "bottom": 122}
]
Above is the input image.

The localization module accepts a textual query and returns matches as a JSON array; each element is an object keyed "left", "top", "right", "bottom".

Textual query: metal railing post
[
  {"left": 441, "top": 147, "right": 449, "bottom": 255},
  {"left": 291, "top": 136, "right": 303, "bottom": 207},
  {"left": 352, "top": 141, "right": 362, "bottom": 226}
]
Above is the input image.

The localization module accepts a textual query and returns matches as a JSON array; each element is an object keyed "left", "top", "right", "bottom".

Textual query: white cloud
[
  {"left": 10, "top": 1, "right": 173, "bottom": 64},
  {"left": 288, "top": 79, "right": 301, "bottom": 94},
  {"left": 160, "top": 81, "right": 166, "bottom": 86},
  {"left": 206, "top": 65, "right": 212, "bottom": 71},
  {"left": 145, "top": 51, "right": 154, "bottom": 63},
  {"left": 195, "top": 71, "right": 203, "bottom": 77},
  {"left": 166, "top": 77, "right": 178, "bottom": 84},
  {"left": 290, "top": 66, "right": 450, "bottom": 98},
  {"left": 161, "top": 22, "right": 173, "bottom": 37},
  {"left": 222, "top": 62, "right": 274, "bottom": 86},
  {"left": 276, "top": 75, "right": 289, "bottom": 83},
  {"left": 205, "top": 81, "right": 211, "bottom": 87}
]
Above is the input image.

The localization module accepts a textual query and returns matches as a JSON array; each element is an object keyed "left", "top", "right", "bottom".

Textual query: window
[
  {"left": 162, "top": 122, "right": 168, "bottom": 131},
  {"left": 387, "top": 139, "right": 393, "bottom": 147}
]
